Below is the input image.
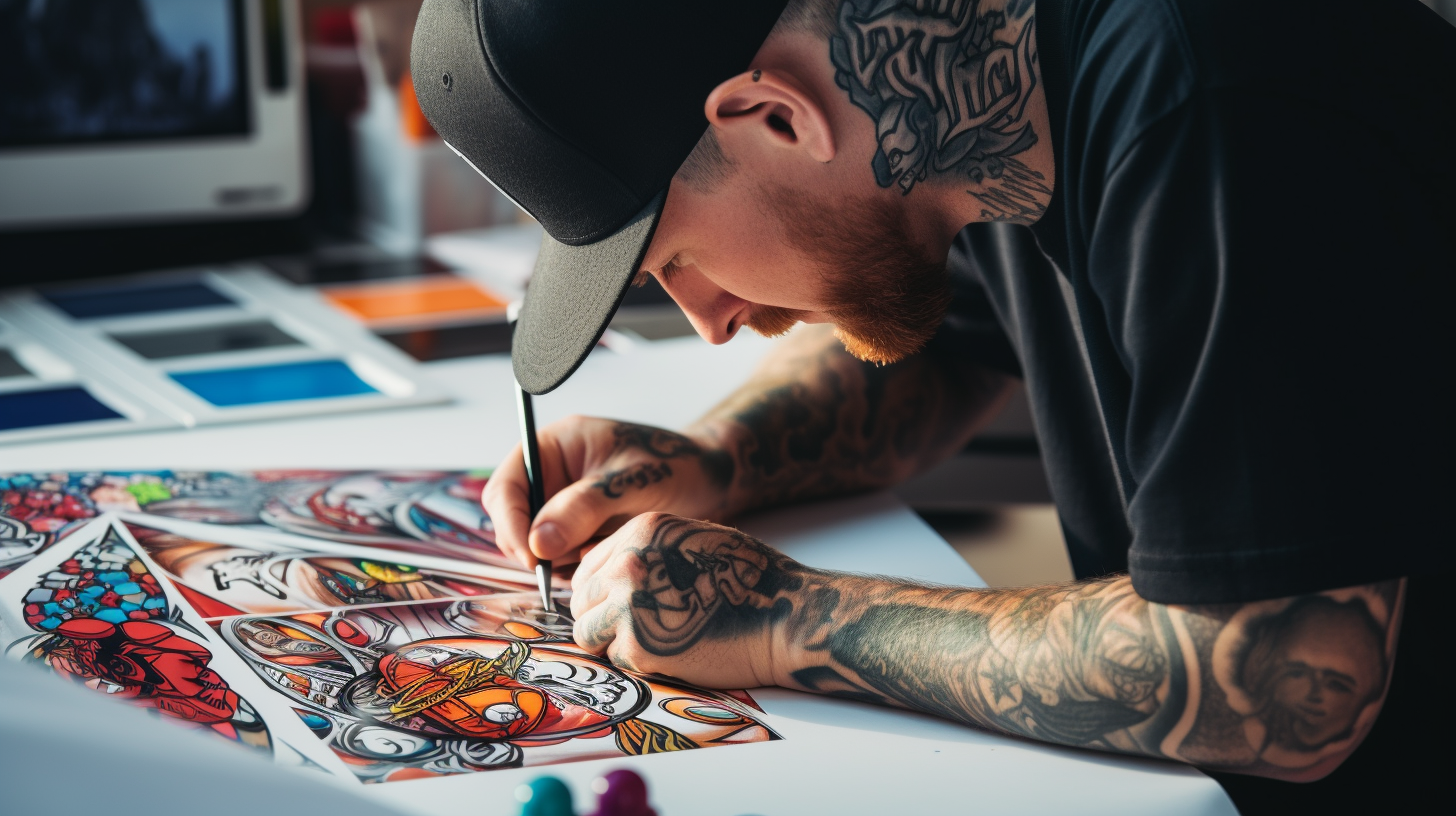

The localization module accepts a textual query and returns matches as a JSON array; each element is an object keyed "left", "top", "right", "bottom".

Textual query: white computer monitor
[{"left": 0, "top": 0, "right": 309, "bottom": 229}]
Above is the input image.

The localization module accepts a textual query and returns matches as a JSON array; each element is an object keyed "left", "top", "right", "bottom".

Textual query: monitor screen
[
  {"left": 0, "top": 0, "right": 250, "bottom": 148},
  {"left": 0, "top": 0, "right": 308, "bottom": 231}
]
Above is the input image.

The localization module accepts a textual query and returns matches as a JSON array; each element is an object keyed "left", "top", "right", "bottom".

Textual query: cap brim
[{"left": 512, "top": 191, "right": 666, "bottom": 394}]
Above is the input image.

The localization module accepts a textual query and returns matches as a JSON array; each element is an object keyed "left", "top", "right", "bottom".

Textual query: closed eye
[{"left": 633, "top": 260, "right": 685, "bottom": 288}]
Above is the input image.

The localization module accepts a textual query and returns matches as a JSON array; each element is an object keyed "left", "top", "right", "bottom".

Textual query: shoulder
[
  {"left": 1067, "top": 0, "right": 1456, "bottom": 108},
  {"left": 1060, "top": 0, "right": 1456, "bottom": 181}
]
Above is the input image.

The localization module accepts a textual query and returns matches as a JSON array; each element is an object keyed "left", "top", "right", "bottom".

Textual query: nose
[{"left": 658, "top": 266, "right": 752, "bottom": 345}]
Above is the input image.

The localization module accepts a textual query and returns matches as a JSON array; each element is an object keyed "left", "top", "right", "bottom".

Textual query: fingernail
[{"left": 532, "top": 522, "right": 566, "bottom": 557}]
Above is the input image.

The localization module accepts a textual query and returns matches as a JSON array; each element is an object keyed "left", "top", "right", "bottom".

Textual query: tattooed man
[{"left": 412, "top": 0, "right": 1454, "bottom": 812}]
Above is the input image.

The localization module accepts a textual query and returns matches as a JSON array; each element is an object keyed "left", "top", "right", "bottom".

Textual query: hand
[
  {"left": 568, "top": 512, "right": 809, "bottom": 689},
  {"left": 482, "top": 417, "right": 736, "bottom": 568}
]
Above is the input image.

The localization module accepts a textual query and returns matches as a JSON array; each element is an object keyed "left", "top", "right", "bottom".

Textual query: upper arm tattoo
[{"left": 830, "top": 0, "right": 1049, "bottom": 223}]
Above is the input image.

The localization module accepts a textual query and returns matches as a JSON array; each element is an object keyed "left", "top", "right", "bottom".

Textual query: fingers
[
  {"left": 484, "top": 417, "right": 594, "bottom": 568},
  {"left": 484, "top": 414, "right": 696, "bottom": 570},
  {"left": 527, "top": 477, "right": 650, "bottom": 561},
  {"left": 571, "top": 544, "right": 628, "bottom": 657},
  {"left": 482, "top": 443, "right": 536, "bottom": 568},
  {"left": 569, "top": 529, "right": 625, "bottom": 620},
  {"left": 571, "top": 590, "right": 647, "bottom": 675},
  {"left": 569, "top": 515, "right": 655, "bottom": 625},
  {"left": 571, "top": 597, "right": 621, "bottom": 655}
]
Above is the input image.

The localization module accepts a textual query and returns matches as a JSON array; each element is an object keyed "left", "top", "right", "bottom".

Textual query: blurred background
[{"left": 2, "top": 0, "right": 1452, "bottom": 587}]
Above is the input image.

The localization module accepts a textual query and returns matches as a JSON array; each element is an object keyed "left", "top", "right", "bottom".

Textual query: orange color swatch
[{"left": 324, "top": 276, "right": 507, "bottom": 327}]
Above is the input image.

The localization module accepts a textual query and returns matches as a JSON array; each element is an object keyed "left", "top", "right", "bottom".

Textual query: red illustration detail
[{"left": 47, "top": 618, "right": 241, "bottom": 725}]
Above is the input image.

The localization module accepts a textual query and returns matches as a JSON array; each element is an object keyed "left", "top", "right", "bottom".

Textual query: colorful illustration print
[
  {"left": 1, "top": 470, "right": 508, "bottom": 578},
  {"left": 260, "top": 471, "right": 512, "bottom": 567},
  {"left": 1, "top": 473, "right": 102, "bottom": 577},
  {"left": 124, "top": 522, "right": 533, "bottom": 620},
  {"left": 1, "top": 470, "right": 276, "bottom": 577},
  {"left": 2, "top": 471, "right": 783, "bottom": 784},
  {"left": 221, "top": 595, "right": 780, "bottom": 783},
  {"left": 9, "top": 528, "right": 272, "bottom": 756}
]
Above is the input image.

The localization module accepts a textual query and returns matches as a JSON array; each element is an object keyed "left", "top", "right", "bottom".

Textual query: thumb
[{"left": 529, "top": 475, "right": 650, "bottom": 560}]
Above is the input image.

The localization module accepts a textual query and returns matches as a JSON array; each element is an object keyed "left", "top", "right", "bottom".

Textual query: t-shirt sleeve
[{"left": 1086, "top": 89, "right": 1453, "bottom": 605}]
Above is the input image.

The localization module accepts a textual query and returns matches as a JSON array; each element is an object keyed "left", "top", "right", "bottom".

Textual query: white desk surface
[{"left": 0, "top": 331, "right": 1235, "bottom": 816}]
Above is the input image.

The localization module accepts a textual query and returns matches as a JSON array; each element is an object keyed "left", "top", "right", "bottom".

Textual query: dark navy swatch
[
  {"left": 43, "top": 281, "right": 235, "bottom": 319},
  {"left": 0, "top": 386, "right": 123, "bottom": 431}
]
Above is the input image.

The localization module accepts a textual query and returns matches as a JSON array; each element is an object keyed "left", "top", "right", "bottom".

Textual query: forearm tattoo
[
  {"left": 831, "top": 0, "right": 1050, "bottom": 223},
  {"left": 701, "top": 327, "right": 1009, "bottom": 515},
  {"left": 606, "top": 520, "right": 1402, "bottom": 776},
  {"left": 591, "top": 423, "right": 734, "bottom": 500}
]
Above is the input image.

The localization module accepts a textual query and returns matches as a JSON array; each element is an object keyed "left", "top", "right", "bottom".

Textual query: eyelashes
[{"left": 633, "top": 260, "right": 685, "bottom": 288}]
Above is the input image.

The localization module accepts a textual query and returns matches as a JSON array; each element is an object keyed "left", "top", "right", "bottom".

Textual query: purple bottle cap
[{"left": 589, "top": 769, "right": 655, "bottom": 816}]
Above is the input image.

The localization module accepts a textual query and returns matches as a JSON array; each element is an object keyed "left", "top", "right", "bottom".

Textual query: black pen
[{"left": 515, "top": 381, "right": 552, "bottom": 611}]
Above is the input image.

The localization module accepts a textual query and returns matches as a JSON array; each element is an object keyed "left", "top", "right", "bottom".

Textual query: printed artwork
[
  {"left": 122, "top": 521, "right": 533, "bottom": 620},
  {"left": 1, "top": 473, "right": 105, "bottom": 577},
  {"left": 0, "top": 470, "right": 785, "bottom": 785},
  {"left": 7, "top": 525, "right": 273, "bottom": 757},
  {"left": 219, "top": 595, "right": 781, "bottom": 783},
  {"left": 1, "top": 470, "right": 511, "bottom": 579}
]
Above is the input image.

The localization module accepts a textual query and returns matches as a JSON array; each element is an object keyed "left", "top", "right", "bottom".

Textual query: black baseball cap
[{"left": 411, "top": 0, "right": 790, "bottom": 394}]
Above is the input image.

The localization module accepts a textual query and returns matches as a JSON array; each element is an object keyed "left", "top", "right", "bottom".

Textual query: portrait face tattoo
[{"left": 1238, "top": 597, "right": 1387, "bottom": 753}]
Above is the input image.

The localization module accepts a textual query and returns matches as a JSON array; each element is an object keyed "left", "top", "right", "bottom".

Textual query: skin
[{"left": 481, "top": 0, "right": 1403, "bottom": 783}]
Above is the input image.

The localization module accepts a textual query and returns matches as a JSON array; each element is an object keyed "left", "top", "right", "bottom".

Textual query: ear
[{"left": 704, "top": 69, "right": 836, "bottom": 163}]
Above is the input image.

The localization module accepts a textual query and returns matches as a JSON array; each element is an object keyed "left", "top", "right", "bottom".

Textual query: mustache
[
  {"left": 743, "top": 294, "right": 946, "bottom": 367},
  {"left": 743, "top": 304, "right": 806, "bottom": 338}
]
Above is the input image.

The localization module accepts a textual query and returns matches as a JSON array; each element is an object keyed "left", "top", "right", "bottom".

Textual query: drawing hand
[
  {"left": 568, "top": 512, "right": 794, "bottom": 689},
  {"left": 483, "top": 418, "right": 736, "bottom": 569}
]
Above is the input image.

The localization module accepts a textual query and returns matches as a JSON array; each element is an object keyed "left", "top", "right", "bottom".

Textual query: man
[{"left": 411, "top": 0, "right": 1453, "bottom": 810}]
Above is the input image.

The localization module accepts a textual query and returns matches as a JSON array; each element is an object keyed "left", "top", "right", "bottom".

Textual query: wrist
[
  {"left": 681, "top": 418, "right": 753, "bottom": 517},
  {"left": 766, "top": 566, "right": 851, "bottom": 690}
]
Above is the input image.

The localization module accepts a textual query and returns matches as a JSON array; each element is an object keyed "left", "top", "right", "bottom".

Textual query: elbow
[
  {"left": 1257, "top": 752, "right": 1356, "bottom": 784},
  {"left": 1171, "top": 580, "right": 1405, "bottom": 785},
  {"left": 1215, "top": 694, "right": 1389, "bottom": 784}
]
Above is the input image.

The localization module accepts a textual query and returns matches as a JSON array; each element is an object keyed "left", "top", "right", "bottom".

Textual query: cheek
[
  {"left": 689, "top": 226, "right": 825, "bottom": 310},
  {"left": 693, "top": 258, "right": 825, "bottom": 312},
  {"left": 1322, "top": 682, "right": 1362, "bottom": 718}
]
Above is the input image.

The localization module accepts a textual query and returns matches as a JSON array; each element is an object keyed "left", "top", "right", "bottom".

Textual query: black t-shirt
[{"left": 929, "top": 0, "right": 1454, "bottom": 810}]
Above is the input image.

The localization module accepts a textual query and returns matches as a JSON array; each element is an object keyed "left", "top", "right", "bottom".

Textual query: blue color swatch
[
  {"left": 0, "top": 386, "right": 123, "bottom": 431},
  {"left": 44, "top": 281, "right": 235, "bottom": 319},
  {"left": 172, "top": 359, "right": 378, "bottom": 406}
]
